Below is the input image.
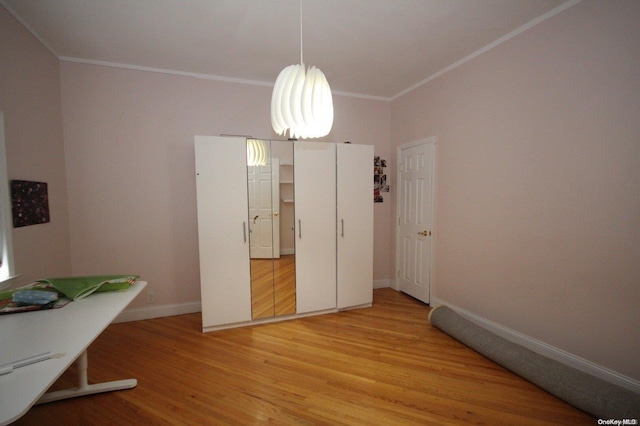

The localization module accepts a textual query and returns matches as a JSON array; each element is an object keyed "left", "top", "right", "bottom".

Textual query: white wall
[
  {"left": 59, "top": 62, "right": 391, "bottom": 310},
  {"left": 0, "top": 6, "right": 72, "bottom": 285},
  {"left": 390, "top": 0, "right": 640, "bottom": 380}
]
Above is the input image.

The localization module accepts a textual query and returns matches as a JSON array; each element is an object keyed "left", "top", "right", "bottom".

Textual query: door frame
[{"left": 394, "top": 137, "right": 437, "bottom": 303}]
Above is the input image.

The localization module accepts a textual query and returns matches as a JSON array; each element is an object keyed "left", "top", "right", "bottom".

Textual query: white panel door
[
  {"left": 294, "top": 141, "right": 337, "bottom": 313},
  {"left": 195, "top": 136, "right": 252, "bottom": 328},
  {"left": 247, "top": 162, "right": 279, "bottom": 258},
  {"left": 396, "top": 139, "right": 434, "bottom": 304},
  {"left": 337, "top": 143, "right": 374, "bottom": 309}
]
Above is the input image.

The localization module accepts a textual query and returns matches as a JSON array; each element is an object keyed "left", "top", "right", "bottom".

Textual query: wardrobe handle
[
  {"left": 298, "top": 219, "right": 302, "bottom": 239},
  {"left": 243, "top": 222, "right": 247, "bottom": 243},
  {"left": 341, "top": 219, "right": 344, "bottom": 237}
]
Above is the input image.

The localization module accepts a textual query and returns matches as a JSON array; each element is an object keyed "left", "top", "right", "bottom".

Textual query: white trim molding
[
  {"left": 390, "top": 0, "right": 583, "bottom": 100},
  {"left": 430, "top": 297, "right": 640, "bottom": 394},
  {"left": 373, "top": 279, "right": 393, "bottom": 289}
]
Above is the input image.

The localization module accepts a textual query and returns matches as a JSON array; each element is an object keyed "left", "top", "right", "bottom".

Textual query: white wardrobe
[{"left": 195, "top": 136, "right": 373, "bottom": 331}]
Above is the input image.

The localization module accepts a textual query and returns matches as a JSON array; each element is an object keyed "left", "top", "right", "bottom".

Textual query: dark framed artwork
[
  {"left": 10, "top": 180, "right": 50, "bottom": 227},
  {"left": 374, "top": 156, "right": 389, "bottom": 203}
]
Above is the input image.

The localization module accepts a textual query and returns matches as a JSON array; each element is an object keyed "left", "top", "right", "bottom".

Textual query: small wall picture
[
  {"left": 374, "top": 156, "right": 389, "bottom": 203},
  {"left": 11, "top": 180, "right": 50, "bottom": 227}
]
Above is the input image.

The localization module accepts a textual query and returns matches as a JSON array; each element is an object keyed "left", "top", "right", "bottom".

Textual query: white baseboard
[
  {"left": 430, "top": 297, "right": 640, "bottom": 394},
  {"left": 373, "top": 278, "right": 393, "bottom": 289},
  {"left": 114, "top": 301, "right": 201, "bottom": 323},
  {"left": 114, "top": 282, "right": 390, "bottom": 324}
]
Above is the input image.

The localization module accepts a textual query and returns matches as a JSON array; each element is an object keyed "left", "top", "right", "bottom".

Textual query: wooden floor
[{"left": 15, "top": 288, "right": 594, "bottom": 425}]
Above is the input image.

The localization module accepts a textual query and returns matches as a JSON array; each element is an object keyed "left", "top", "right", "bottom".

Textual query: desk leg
[{"left": 36, "top": 350, "right": 137, "bottom": 404}]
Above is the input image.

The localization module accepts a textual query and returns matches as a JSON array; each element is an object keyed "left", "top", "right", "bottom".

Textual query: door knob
[{"left": 417, "top": 230, "right": 431, "bottom": 236}]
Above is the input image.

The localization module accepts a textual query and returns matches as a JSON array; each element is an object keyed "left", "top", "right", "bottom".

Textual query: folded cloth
[
  {"left": 12, "top": 290, "right": 59, "bottom": 305},
  {"left": 36, "top": 275, "right": 139, "bottom": 301}
]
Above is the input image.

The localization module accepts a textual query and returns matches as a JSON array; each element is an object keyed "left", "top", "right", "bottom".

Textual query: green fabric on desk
[{"left": 37, "top": 275, "right": 139, "bottom": 301}]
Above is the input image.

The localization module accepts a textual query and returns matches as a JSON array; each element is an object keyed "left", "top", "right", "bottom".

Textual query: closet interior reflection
[{"left": 246, "top": 139, "right": 296, "bottom": 319}]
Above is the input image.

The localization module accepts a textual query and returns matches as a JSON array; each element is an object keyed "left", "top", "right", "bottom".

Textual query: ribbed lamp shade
[
  {"left": 271, "top": 64, "right": 333, "bottom": 139},
  {"left": 247, "top": 139, "right": 267, "bottom": 166}
]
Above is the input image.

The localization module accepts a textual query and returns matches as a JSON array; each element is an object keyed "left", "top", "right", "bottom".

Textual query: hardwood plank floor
[{"left": 14, "top": 288, "right": 594, "bottom": 425}]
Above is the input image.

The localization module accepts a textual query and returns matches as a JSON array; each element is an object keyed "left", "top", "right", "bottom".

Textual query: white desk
[{"left": 0, "top": 281, "right": 146, "bottom": 425}]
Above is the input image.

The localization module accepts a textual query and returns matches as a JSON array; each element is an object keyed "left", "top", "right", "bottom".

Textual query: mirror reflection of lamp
[{"left": 247, "top": 139, "right": 267, "bottom": 166}]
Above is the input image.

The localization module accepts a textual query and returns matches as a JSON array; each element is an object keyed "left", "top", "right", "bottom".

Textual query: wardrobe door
[
  {"left": 337, "top": 143, "right": 374, "bottom": 309},
  {"left": 195, "top": 136, "right": 251, "bottom": 329},
  {"left": 294, "top": 141, "right": 337, "bottom": 314}
]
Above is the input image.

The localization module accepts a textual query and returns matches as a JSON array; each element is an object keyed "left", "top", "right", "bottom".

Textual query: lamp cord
[{"left": 300, "top": 0, "right": 304, "bottom": 65}]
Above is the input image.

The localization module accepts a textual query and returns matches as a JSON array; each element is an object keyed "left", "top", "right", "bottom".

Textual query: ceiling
[{"left": 2, "top": 0, "right": 575, "bottom": 100}]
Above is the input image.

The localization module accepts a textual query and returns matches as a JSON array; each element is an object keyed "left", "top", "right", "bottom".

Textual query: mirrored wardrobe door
[
  {"left": 247, "top": 139, "right": 275, "bottom": 319},
  {"left": 247, "top": 139, "right": 296, "bottom": 320},
  {"left": 271, "top": 140, "right": 296, "bottom": 316}
]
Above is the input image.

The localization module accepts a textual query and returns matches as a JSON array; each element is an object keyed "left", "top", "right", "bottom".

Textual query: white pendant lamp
[{"left": 271, "top": 0, "right": 333, "bottom": 139}]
